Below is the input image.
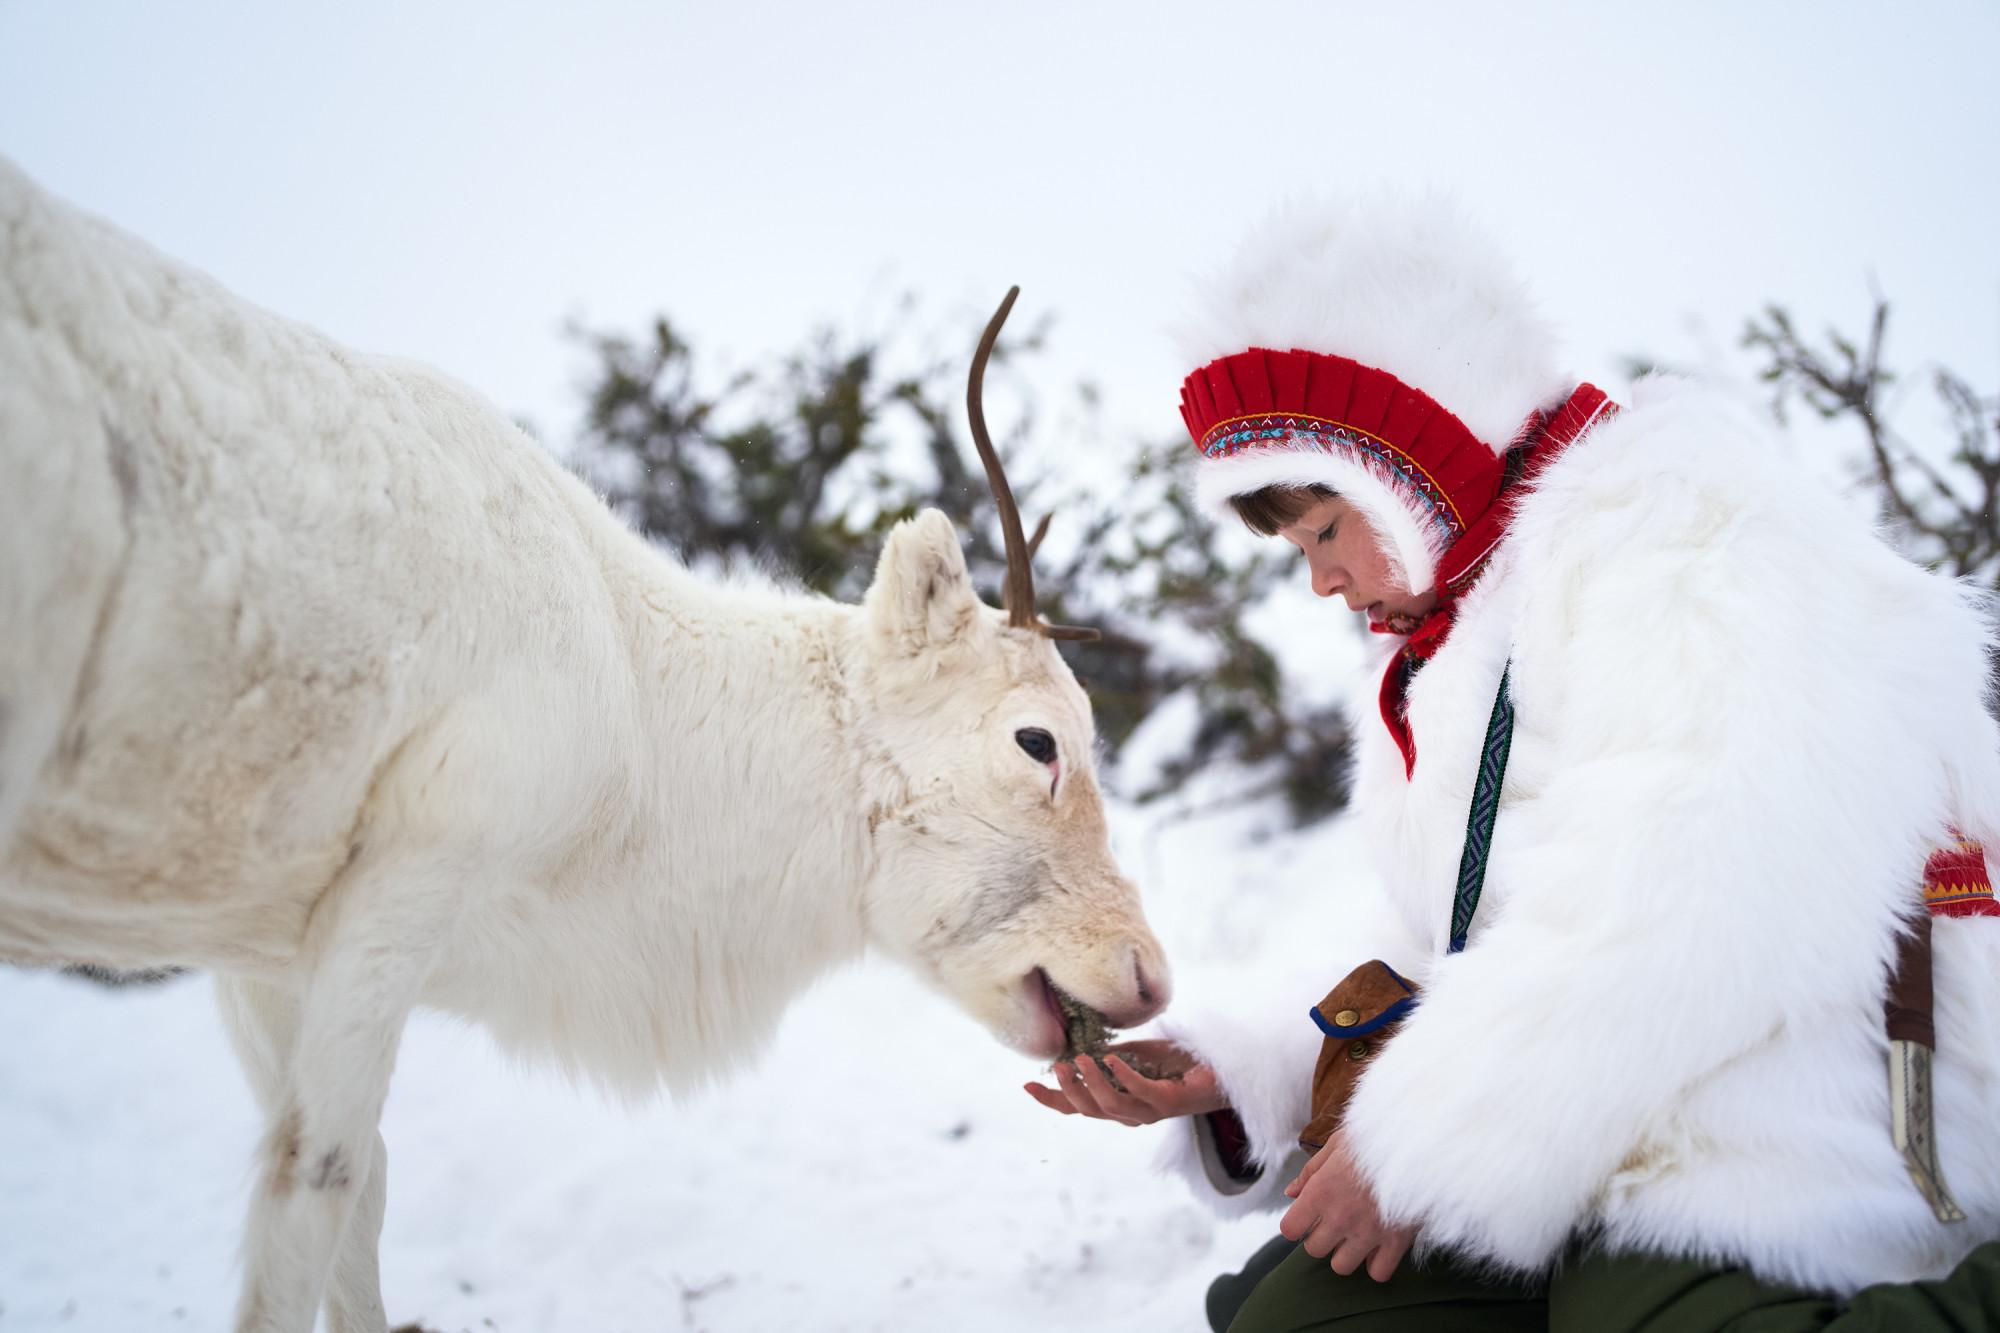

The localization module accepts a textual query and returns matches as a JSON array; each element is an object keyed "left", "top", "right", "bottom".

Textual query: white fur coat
[{"left": 1161, "top": 376, "right": 2000, "bottom": 1295}]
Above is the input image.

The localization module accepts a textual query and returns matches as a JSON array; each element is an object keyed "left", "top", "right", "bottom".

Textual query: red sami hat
[{"left": 1180, "top": 198, "right": 1571, "bottom": 595}]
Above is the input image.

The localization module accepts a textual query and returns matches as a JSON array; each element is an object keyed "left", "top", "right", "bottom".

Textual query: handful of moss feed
[{"left": 1053, "top": 991, "right": 1193, "bottom": 1090}]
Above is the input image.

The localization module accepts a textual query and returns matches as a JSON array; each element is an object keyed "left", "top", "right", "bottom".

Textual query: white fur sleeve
[
  {"left": 1152, "top": 870, "right": 1422, "bottom": 1216},
  {"left": 1340, "top": 391, "right": 1993, "bottom": 1269},
  {"left": 1152, "top": 993, "right": 1320, "bottom": 1216}
]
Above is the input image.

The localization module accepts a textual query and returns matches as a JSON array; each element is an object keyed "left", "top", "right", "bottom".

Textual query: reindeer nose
[
  {"left": 1136, "top": 955, "right": 1163, "bottom": 1008},
  {"left": 1109, "top": 945, "right": 1171, "bottom": 1027}
]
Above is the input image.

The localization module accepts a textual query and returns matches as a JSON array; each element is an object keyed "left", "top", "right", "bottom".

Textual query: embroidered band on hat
[{"left": 1180, "top": 348, "right": 1510, "bottom": 572}]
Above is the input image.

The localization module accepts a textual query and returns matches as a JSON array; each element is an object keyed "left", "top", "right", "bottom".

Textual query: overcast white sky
[{"left": 4, "top": 0, "right": 1995, "bottom": 464}]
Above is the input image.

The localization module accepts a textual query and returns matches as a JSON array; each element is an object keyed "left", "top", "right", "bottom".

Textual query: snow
[{"left": 0, "top": 799, "right": 1379, "bottom": 1332}]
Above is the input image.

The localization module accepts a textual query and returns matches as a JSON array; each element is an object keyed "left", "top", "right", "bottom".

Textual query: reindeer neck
[
  {"left": 626, "top": 563, "right": 875, "bottom": 904},
  {"left": 555, "top": 483, "right": 892, "bottom": 928},
  {"left": 528, "top": 539, "right": 892, "bottom": 1087},
  {"left": 425, "top": 491, "right": 901, "bottom": 1095}
]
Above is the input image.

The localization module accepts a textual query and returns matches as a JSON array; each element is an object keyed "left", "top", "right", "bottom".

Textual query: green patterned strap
[{"left": 1449, "top": 665, "right": 1514, "bottom": 954}]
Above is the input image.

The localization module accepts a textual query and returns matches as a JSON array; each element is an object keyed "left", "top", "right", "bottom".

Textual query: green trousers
[{"left": 1209, "top": 1234, "right": 2000, "bottom": 1333}]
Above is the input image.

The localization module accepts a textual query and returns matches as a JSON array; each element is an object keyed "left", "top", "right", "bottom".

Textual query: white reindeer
[{"left": 0, "top": 157, "right": 1170, "bottom": 1332}]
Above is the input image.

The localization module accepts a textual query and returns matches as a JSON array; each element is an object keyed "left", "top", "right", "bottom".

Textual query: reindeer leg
[
  {"left": 323, "top": 1129, "right": 390, "bottom": 1333},
  {"left": 216, "top": 975, "right": 302, "bottom": 1117},
  {"left": 229, "top": 851, "right": 454, "bottom": 1333},
  {"left": 219, "top": 978, "right": 391, "bottom": 1332}
]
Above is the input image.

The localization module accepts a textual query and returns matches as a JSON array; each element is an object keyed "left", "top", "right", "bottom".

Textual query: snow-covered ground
[{"left": 0, "top": 798, "right": 1382, "bottom": 1332}]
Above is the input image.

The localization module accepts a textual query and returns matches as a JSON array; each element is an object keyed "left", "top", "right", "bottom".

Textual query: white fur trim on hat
[
  {"left": 1194, "top": 446, "right": 1436, "bottom": 595},
  {"left": 1178, "top": 194, "right": 1571, "bottom": 452}
]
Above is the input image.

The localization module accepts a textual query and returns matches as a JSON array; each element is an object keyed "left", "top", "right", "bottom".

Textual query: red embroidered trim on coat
[
  {"left": 1924, "top": 836, "right": 1998, "bottom": 918},
  {"left": 1376, "top": 384, "right": 1616, "bottom": 777}
]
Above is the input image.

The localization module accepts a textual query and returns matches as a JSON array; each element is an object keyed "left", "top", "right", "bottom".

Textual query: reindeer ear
[{"left": 865, "top": 509, "right": 984, "bottom": 653}]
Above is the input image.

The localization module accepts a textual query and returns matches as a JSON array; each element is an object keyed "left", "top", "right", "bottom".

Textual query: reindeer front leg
[
  {"left": 218, "top": 985, "right": 389, "bottom": 1331},
  {"left": 321, "top": 1130, "right": 391, "bottom": 1333},
  {"left": 230, "top": 850, "right": 457, "bottom": 1333}
]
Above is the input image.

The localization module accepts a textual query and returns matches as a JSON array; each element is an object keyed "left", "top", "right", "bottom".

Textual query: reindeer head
[{"left": 851, "top": 291, "right": 1171, "bottom": 1059}]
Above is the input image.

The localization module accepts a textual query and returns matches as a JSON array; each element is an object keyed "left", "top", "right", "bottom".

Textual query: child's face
[{"left": 1276, "top": 494, "right": 1438, "bottom": 627}]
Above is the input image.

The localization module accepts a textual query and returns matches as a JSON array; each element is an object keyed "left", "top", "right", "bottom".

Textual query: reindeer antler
[{"left": 967, "top": 287, "right": 1100, "bottom": 643}]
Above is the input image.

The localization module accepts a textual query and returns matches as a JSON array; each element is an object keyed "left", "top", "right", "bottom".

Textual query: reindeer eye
[{"left": 1014, "top": 727, "right": 1057, "bottom": 764}]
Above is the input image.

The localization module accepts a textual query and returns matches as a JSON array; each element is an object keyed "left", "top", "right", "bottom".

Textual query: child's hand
[
  {"left": 1280, "top": 1133, "right": 1417, "bottom": 1282},
  {"left": 1022, "top": 1041, "right": 1227, "bottom": 1124}
]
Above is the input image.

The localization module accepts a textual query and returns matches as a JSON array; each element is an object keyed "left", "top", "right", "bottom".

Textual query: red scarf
[{"left": 1375, "top": 384, "right": 1617, "bottom": 777}]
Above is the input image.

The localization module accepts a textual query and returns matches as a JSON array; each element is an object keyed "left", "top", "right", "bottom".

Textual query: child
[{"left": 1028, "top": 198, "right": 2000, "bottom": 1331}]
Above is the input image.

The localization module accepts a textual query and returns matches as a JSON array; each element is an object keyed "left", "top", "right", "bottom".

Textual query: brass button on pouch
[{"left": 1333, "top": 1009, "right": 1361, "bottom": 1027}]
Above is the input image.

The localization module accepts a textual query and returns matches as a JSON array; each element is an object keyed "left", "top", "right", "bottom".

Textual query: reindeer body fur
[
  {"left": 2, "top": 161, "right": 871, "bottom": 1087},
  {"left": 0, "top": 156, "right": 1165, "bottom": 1330}
]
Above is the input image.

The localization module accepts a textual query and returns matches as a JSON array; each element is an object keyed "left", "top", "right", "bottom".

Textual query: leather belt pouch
[{"left": 1299, "top": 960, "right": 1419, "bottom": 1152}]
